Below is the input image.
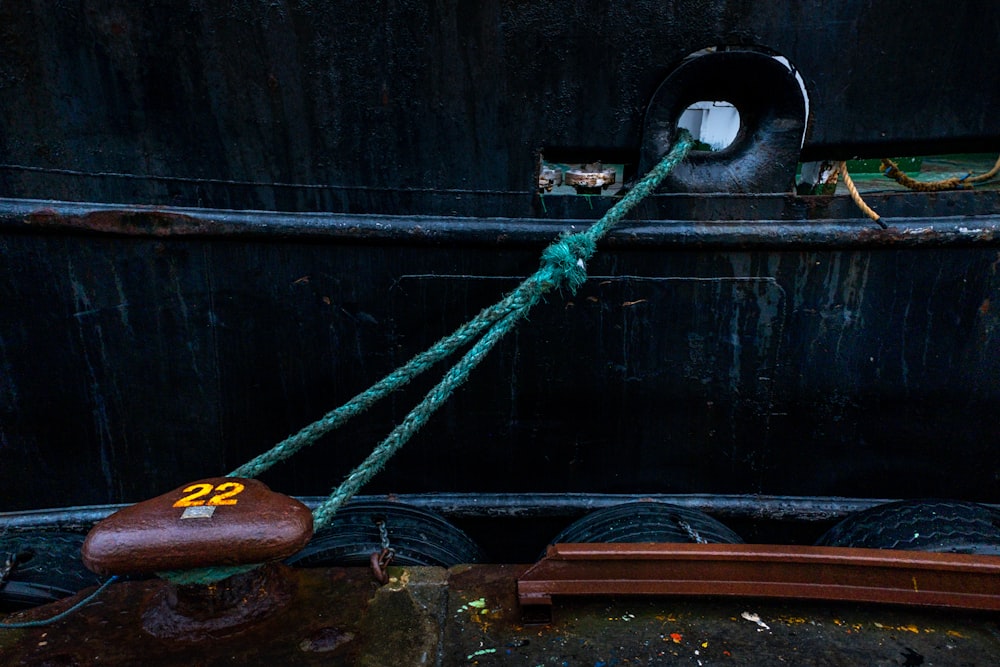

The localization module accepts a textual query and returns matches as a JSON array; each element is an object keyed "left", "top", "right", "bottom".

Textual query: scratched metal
[
  {"left": 1, "top": 2, "right": 1000, "bottom": 210},
  {"left": 391, "top": 274, "right": 786, "bottom": 497},
  {"left": 0, "top": 200, "right": 998, "bottom": 541}
]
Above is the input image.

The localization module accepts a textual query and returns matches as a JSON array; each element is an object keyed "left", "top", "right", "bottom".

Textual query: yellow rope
[
  {"left": 881, "top": 154, "right": 1000, "bottom": 191},
  {"left": 880, "top": 159, "right": 968, "bottom": 191},
  {"left": 965, "top": 154, "right": 1000, "bottom": 184},
  {"left": 839, "top": 154, "right": 998, "bottom": 230},
  {"left": 838, "top": 161, "right": 886, "bottom": 229}
]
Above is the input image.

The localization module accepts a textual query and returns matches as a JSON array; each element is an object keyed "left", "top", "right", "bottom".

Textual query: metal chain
[
  {"left": 370, "top": 519, "right": 396, "bottom": 585},
  {"left": 377, "top": 519, "right": 391, "bottom": 553},
  {"left": 677, "top": 520, "right": 709, "bottom": 544}
]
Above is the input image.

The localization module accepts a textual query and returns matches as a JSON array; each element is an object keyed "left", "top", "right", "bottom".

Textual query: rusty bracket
[
  {"left": 518, "top": 543, "right": 1000, "bottom": 618},
  {"left": 0, "top": 551, "right": 15, "bottom": 587},
  {"left": 370, "top": 548, "right": 395, "bottom": 585}
]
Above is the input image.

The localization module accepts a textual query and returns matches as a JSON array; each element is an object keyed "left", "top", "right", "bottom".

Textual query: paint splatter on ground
[
  {"left": 5, "top": 564, "right": 998, "bottom": 665},
  {"left": 444, "top": 566, "right": 1000, "bottom": 666}
]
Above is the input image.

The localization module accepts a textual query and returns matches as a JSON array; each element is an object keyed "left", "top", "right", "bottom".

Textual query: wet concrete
[{"left": 2, "top": 565, "right": 999, "bottom": 665}]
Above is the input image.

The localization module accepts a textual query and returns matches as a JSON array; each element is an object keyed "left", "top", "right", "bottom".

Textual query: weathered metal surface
[
  {"left": 518, "top": 544, "right": 1000, "bottom": 611},
  {"left": 1, "top": 2, "right": 999, "bottom": 210},
  {"left": 1, "top": 195, "right": 999, "bottom": 537},
  {"left": 0, "top": 2, "right": 999, "bottom": 562},
  {"left": 640, "top": 50, "right": 806, "bottom": 192},
  {"left": 142, "top": 563, "right": 293, "bottom": 640},
  {"left": 81, "top": 478, "right": 312, "bottom": 575},
  {"left": 0, "top": 565, "right": 381, "bottom": 665},
  {"left": 0, "top": 493, "right": 906, "bottom": 529},
  {"left": 0, "top": 493, "right": 902, "bottom": 565},
  {"left": 4, "top": 194, "right": 1000, "bottom": 244},
  {"left": 5, "top": 565, "right": 999, "bottom": 665},
  {"left": 24, "top": 206, "right": 234, "bottom": 237}
]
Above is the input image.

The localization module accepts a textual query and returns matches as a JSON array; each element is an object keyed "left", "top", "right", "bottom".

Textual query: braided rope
[
  {"left": 309, "top": 131, "right": 694, "bottom": 529},
  {"left": 230, "top": 293, "right": 524, "bottom": 478},
  {"left": 232, "top": 131, "right": 694, "bottom": 493},
  {"left": 965, "top": 154, "right": 1000, "bottom": 184},
  {"left": 838, "top": 161, "right": 887, "bottom": 229},
  {"left": 160, "top": 132, "right": 693, "bottom": 583},
  {"left": 880, "top": 158, "right": 969, "bottom": 192},
  {"left": 881, "top": 154, "right": 1000, "bottom": 191},
  {"left": 0, "top": 576, "right": 119, "bottom": 629},
  {"left": 311, "top": 305, "right": 531, "bottom": 528},
  {"left": 137, "top": 130, "right": 694, "bottom": 586}
]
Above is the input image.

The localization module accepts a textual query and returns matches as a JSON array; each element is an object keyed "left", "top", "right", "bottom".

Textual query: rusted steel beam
[{"left": 518, "top": 544, "right": 1000, "bottom": 611}]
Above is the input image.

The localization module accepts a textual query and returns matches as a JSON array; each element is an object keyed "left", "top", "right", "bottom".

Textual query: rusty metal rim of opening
[{"left": 517, "top": 543, "right": 1000, "bottom": 611}]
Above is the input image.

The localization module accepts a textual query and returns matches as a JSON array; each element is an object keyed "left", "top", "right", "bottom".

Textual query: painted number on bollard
[{"left": 172, "top": 481, "right": 246, "bottom": 508}]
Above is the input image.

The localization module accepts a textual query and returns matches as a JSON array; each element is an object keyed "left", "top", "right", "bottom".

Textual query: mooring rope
[
  {"left": 838, "top": 161, "right": 887, "bottom": 229},
  {"left": 0, "top": 131, "right": 695, "bottom": 594},
  {"left": 233, "top": 130, "right": 695, "bottom": 532},
  {"left": 966, "top": 154, "right": 1000, "bottom": 184},
  {"left": 841, "top": 154, "right": 999, "bottom": 228},
  {"left": 0, "top": 576, "right": 119, "bottom": 629},
  {"left": 881, "top": 154, "right": 1000, "bottom": 191},
  {"left": 880, "top": 158, "right": 969, "bottom": 192}
]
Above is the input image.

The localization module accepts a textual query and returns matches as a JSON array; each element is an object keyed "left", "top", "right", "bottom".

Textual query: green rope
[
  {"left": 3, "top": 142, "right": 693, "bottom": 593},
  {"left": 0, "top": 576, "right": 119, "bottom": 629},
  {"left": 157, "top": 564, "right": 259, "bottom": 586},
  {"left": 231, "top": 273, "right": 530, "bottom": 478},
  {"left": 237, "top": 130, "right": 695, "bottom": 532},
  {"left": 312, "top": 304, "right": 532, "bottom": 528},
  {"left": 141, "top": 131, "right": 693, "bottom": 585}
]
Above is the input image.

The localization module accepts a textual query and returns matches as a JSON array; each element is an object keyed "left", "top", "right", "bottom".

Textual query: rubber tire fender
[
  {"left": 545, "top": 501, "right": 743, "bottom": 551},
  {"left": 0, "top": 531, "right": 102, "bottom": 612},
  {"left": 285, "top": 500, "right": 486, "bottom": 568},
  {"left": 815, "top": 499, "right": 1000, "bottom": 555}
]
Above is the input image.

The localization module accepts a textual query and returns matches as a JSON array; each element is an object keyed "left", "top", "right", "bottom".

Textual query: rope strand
[
  {"left": 232, "top": 130, "right": 695, "bottom": 484},
  {"left": 310, "top": 131, "right": 694, "bottom": 529},
  {"left": 838, "top": 161, "right": 887, "bottom": 229},
  {"left": 880, "top": 158, "right": 969, "bottom": 192},
  {"left": 881, "top": 154, "right": 1000, "bottom": 191},
  {"left": 311, "top": 304, "right": 533, "bottom": 528},
  {"left": 964, "top": 154, "right": 1000, "bottom": 184},
  {"left": 0, "top": 576, "right": 118, "bottom": 629}
]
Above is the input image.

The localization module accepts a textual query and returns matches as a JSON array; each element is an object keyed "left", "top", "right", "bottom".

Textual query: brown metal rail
[{"left": 518, "top": 544, "right": 1000, "bottom": 613}]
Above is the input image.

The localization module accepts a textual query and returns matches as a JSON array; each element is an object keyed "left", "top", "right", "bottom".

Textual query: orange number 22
[{"left": 173, "top": 482, "right": 246, "bottom": 507}]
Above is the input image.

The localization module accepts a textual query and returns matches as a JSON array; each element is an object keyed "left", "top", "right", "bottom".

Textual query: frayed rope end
[{"left": 540, "top": 233, "right": 597, "bottom": 294}]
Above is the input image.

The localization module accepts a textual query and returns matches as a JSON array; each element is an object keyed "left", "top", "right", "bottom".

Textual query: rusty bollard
[{"left": 82, "top": 477, "right": 313, "bottom": 639}]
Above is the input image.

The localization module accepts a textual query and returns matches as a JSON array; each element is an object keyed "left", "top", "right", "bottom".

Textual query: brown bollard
[
  {"left": 82, "top": 477, "right": 313, "bottom": 576},
  {"left": 82, "top": 477, "right": 314, "bottom": 639}
]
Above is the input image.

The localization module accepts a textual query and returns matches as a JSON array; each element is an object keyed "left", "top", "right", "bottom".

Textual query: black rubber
[
  {"left": 0, "top": 531, "right": 102, "bottom": 612},
  {"left": 546, "top": 501, "right": 744, "bottom": 549},
  {"left": 285, "top": 501, "right": 486, "bottom": 568},
  {"left": 816, "top": 499, "right": 1000, "bottom": 555}
]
